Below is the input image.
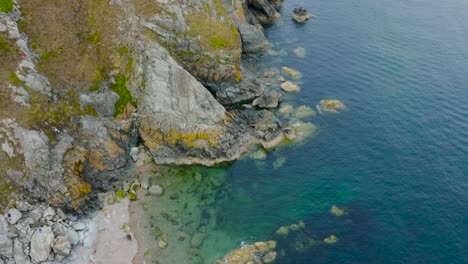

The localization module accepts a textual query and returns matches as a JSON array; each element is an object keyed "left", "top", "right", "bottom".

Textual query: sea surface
[{"left": 143, "top": 0, "right": 468, "bottom": 263}]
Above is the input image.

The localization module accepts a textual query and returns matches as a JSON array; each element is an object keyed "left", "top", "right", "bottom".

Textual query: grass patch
[
  {"left": 185, "top": 12, "right": 240, "bottom": 53},
  {"left": 110, "top": 75, "right": 136, "bottom": 117},
  {"left": 19, "top": 0, "right": 129, "bottom": 89},
  {"left": 0, "top": 0, "right": 13, "bottom": 13}
]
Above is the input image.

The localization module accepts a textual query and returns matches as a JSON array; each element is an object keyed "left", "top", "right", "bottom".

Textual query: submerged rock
[
  {"left": 323, "top": 234, "right": 339, "bottom": 244},
  {"left": 216, "top": 240, "right": 277, "bottom": 264},
  {"left": 280, "top": 81, "right": 300, "bottom": 93},
  {"left": 281, "top": 67, "right": 302, "bottom": 78},
  {"left": 293, "top": 47, "right": 307, "bottom": 58},
  {"left": 316, "top": 99, "right": 347, "bottom": 114},
  {"left": 190, "top": 233, "right": 205, "bottom": 248},
  {"left": 278, "top": 104, "right": 294, "bottom": 115},
  {"left": 148, "top": 185, "right": 164, "bottom": 197},
  {"left": 295, "top": 105, "right": 316, "bottom": 119},
  {"left": 330, "top": 205, "right": 346, "bottom": 216},
  {"left": 292, "top": 7, "right": 312, "bottom": 23}
]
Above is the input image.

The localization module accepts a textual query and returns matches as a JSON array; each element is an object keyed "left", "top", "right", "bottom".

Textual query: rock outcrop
[{"left": 216, "top": 240, "right": 278, "bottom": 264}]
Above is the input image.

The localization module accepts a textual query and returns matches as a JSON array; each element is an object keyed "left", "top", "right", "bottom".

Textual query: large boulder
[
  {"left": 30, "top": 226, "right": 54, "bottom": 263},
  {"left": 238, "top": 24, "right": 270, "bottom": 53}
]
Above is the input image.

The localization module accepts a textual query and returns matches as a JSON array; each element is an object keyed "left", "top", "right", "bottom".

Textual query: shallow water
[{"left": 143, "top": 0, "right": 468, "bottom": 263}]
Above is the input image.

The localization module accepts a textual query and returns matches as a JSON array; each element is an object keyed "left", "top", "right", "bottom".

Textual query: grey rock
[
  {"left": 65, "top": 228, "right": 79, "bottom": 246},
  {"left": 30, "top": 226, "right": 54, "bottom": 263},
  {"left": 292, "top": 7, "right": 312, "bottom": 23},
  {"left": 148, "top": 185, "right": 163, "bottom": 197},
  {"left": 0, "top": 235, "right": 13, "bottom": 258},
  {"left": 5, "top": 209, "right": 22, "bottom": 225},
  {"left": 79, "top": 91, "right": 120, "bottom": 117},
  {"left": 42, "top": 207, "right": 56, "bottom": 220},
  {"left": 0, "top": 216, "right": 8, "bottom": 236},
  {"left": 28, "top": 208, "right": 43, "bottom": 224},
  {"left": 252, "top": 92, "right": 281, "bottom": 109},
  {"left": 15, "top": 201, "right": 30, "bottom": 212},
  {"left": 52, "top": 236, "right": 71, "bottom": 256},
  {"left": 72, "top": 223, "right": 86, "bottom": 231},
  {"left": 22, "top": 72, "right": 51, "bottom": 95},
  {"left": 238, "top": 24, "right": 270, "bottom": 53},
  {"left": 13, "top": 239, "right": 31, "bottom": 264},
  {"left": 248, "top": 0, "right": 281, "bottom": 22}
]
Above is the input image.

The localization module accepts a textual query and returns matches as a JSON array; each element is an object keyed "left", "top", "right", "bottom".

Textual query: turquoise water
[{"left": 145, "top": 0, "right": 468, "bottom": 262}]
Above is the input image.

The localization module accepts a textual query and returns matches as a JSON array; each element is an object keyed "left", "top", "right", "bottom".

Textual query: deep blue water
[{"left": 212, "top": 0, "right": 468, "bottom": 263}]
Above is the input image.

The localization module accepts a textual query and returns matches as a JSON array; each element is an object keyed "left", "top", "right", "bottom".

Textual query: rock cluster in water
[
  {"left": 216, "top": 241, "right": 278, "bottom": 264},
  {"left": 292, "top": 7, "right": 312, "bottom": 23}
]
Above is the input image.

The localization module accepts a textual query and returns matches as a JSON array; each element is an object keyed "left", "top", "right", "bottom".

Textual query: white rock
[
  {"left": 5, "top": 209, "right": 22, "bottom": 225},
  {"left": 148, "top": 185, "right": 163, "bottom": 196},
  {"left": 130, "top": 147, "right": 139, "bottom": 162},
  {"left": 30, "top": 226, "right": 54, "bottom": 263}
]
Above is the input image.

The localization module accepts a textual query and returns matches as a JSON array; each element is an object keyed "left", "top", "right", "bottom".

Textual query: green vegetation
[
  {"left": 0, "top": 0, "right": 14, "bottom": 13},
  {"left": 110, "top": 75, "right": 136, "bottom": 117}
]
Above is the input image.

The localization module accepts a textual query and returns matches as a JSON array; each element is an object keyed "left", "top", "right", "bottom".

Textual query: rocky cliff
[{"left": 0, "top": 0, "right": 290, "bottom": 212}]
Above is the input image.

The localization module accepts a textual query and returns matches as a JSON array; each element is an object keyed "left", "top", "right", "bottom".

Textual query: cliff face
[{"left": 0, "top": 0, "right": 286, "bottom": 211}]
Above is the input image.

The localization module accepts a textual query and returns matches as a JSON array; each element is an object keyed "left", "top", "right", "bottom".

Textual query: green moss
[
  {"left": 9, "top": 73, "right": 23, "bottom": 86},
  {"left": 83, "top": 105, "right": 98, "bottom": 116},
  {"left": 210, "top": 36, "right": 225, "bottom": 49},
  {"left": 0, "top": 0, "right": 14, "bottom": 13},
  {"left": 110, "top": 75, "right": 136, "bottom": 117},
  {"left": 116, "top": 189, "right": 126, "bottom": 198},
  {"left": 120, "top": 46, "right": 129, "bottom": 54}
]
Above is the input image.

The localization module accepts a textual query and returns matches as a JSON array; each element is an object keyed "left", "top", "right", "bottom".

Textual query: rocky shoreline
[{"left": 0, "top": 0, "right": 344, "bottom": 263}]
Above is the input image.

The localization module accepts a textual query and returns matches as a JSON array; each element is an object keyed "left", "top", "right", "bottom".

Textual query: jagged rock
[
  {"left": 238, "top": 24, "right": 270, "bottom": 53},
  {"left": 216, "top": 240, "right": 277, "bottom": 264},
  {"left": 247, "top": 0, "right": 281, "bottom": 23},
  {"left": 208, "top": 71, "right": 265, "bottom": 105},
  {"left": 292, "top": 7, "right": 312, "bottom": 23},
  {"left": 30, "top": 226, "right": 54, "bottom": 262},
  {"left": 5, "top": 209, "right": 22, "bottom": 225},
  {"left": 52, "top": 236, "right": 71, "bottom": 256},
  {"left": 252, "top": 92, "right": 281, "bottom": 108},
  {"left": 148, "top": 185, "right": 163, "bottom": 197},
  {"left": 280, "top": 81, "right": 300, "bottom": 93}
]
